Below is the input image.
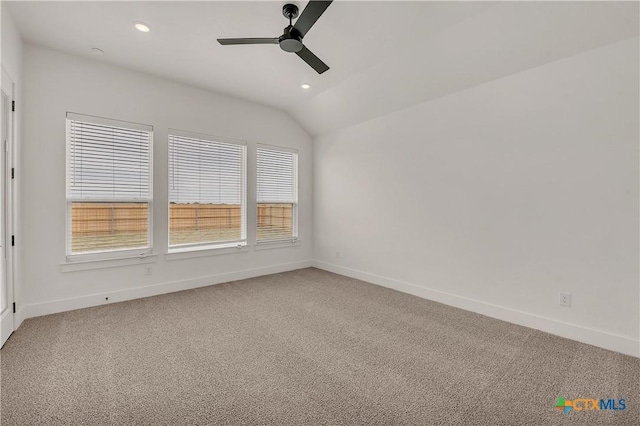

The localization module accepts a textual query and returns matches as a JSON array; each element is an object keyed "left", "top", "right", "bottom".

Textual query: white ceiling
[{"left": 5, "top": 1, "right": 639, "bottom": 136}]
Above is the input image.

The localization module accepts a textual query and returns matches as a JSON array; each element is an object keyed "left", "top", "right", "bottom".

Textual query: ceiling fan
[{"left": 217, "top": 1, "right": 333, "bottom": 74}]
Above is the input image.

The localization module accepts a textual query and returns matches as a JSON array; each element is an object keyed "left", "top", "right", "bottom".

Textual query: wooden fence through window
[{"left": 71, "top": 203, "right": 293, "bottom": 237}]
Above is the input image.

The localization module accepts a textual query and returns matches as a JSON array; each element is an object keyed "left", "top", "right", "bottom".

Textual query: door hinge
[
  {"left": 11, "top": 168, "right": 14, "bottom": 179},
  {"left": 11, "top": 235, "right": 14, "bottom": 246},
  {"left": 12, "top": 302, "right": 16, "bottom": 313},
  {"left": 11, "top": 101, "right": 15, "bottom": 112}
]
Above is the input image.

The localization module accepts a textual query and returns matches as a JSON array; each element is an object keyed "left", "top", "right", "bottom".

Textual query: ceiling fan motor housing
[{"left": 279, "top": 26, "right": 303, "bottom": 53}]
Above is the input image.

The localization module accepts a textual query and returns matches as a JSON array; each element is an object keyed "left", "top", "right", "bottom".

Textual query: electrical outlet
[
  {"left": 144, "top": 266, "right": 152, "bottom": 275},
  {"left": 559, "top": 292, "right": 571, "bottom": 307}
]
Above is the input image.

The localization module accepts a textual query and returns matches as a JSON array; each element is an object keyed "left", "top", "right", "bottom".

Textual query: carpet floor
[{"left": 1, "top": 268, "right": 638, "bottom": 425}]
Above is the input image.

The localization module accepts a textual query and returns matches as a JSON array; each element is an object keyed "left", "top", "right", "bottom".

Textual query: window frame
[
  {"left": 256, "top": 143, "right": 299, "bottom": 245},
  {"left": 65, "top": 112, "right": 154, "bottom": 262},
  {"left": 167, "top": 128, "right": 247, "bottom": 253}
]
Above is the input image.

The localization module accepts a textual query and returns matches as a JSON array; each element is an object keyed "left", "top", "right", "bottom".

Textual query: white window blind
[
  {"left": 168, "top": 130, "right": 246, "bottom": 248},
  {"left": 66, "top": 113, "right": 152, "bottom": 256},
  {"left": 257, "top": 146, "right": 298, "bottom": 242}
]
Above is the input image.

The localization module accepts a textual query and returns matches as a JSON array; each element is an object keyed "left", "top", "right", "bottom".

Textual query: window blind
[
  {"left": 67, "top": 116, "right": 151, "bottom": 200},
  {"left": 257, "top": 146, "right": 298, "bottom": 242},
  {"left": 168, "top": 130, "right": 246, "bottom": 248},
  {"left": 66, "top": 113, "right": 152, "bottom": 256}
]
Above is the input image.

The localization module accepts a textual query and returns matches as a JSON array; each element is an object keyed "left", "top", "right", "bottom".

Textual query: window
[
  {"left": 257, "top": 145, "right": 298, "bottom": 243},
  {"left": 168, "top": 130, "right": 246, "bottom": 249},
  {"left": 66, "top": 113, "right": 153, "bottom": 258}
]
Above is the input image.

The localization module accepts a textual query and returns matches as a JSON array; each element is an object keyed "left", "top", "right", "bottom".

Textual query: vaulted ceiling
[{"left": 5, "top": 1, "right": 639, "bottom": 136}]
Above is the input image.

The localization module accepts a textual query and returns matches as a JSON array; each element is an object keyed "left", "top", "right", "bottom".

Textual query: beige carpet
[{"left": 1, "top": 268, "right": 638, "bottom": 425}]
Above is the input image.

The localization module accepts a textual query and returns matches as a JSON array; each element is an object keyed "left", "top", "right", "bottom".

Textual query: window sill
[
  {"left": 61, "top": 253, "right": 158, "bottom": 272},
  {"left": 166, "top": 243, "right": 249, "bottom": 261},
  {"left": 254, "top": 239, "right": 301, "bottom": 251}
]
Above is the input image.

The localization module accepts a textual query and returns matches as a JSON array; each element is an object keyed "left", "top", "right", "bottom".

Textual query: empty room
[{"left": 0, "top": 1, "right": 638, "bottom": 424}]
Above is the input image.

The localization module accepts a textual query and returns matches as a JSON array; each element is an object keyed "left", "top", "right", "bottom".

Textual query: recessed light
[
  {"left": 301, "top": 84, "right": 310, "bottom": 89},
  {"left": 90, "top": 48, "right": 104, "bottom": 56},
  {"left": 134, "top": 21, "right": 150, "bottom": 33}
]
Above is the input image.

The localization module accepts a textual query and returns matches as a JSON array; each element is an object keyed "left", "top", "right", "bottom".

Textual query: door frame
[{"left": 1, "top": 66, "right": 16, "bottom": 348}]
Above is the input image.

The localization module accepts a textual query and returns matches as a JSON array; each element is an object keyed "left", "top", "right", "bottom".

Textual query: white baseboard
[
  {"left": 15, "top": 307, "right": 26, "bottom": 330},
  {"left": 20, "top": 260, "right": 314, "bottom": 321},
  {"left": 14, "top": 258, "right": 639, "bottom": 358},
  {"left": 313, "top": 260, "right": 639, "bottom": 358}
]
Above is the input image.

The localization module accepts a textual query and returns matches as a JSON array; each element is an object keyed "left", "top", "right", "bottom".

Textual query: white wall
[
  {"left": 1, "top": 5, "right": 22, "bottom": 82},
  {"left": 313, "top": 37, "right": 639, "bottom": 356},
  {"left": 1, "top": 5, "right": 23, "bottom": 317},
  {"left": 19, "top": 44, "right": 312, "bottom": 320}
]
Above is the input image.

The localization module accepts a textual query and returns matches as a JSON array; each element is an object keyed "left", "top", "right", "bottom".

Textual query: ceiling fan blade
[
  {"left": 296, "top": 45, "right": 329, "bottom": 74},
  {"left": 217, "top": 38, "right": 279, "bottom": 45},
  {"left": 293, "top": 1, "right": 333, "bottom": 37}
]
